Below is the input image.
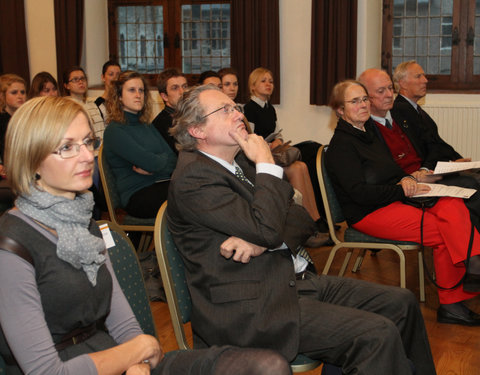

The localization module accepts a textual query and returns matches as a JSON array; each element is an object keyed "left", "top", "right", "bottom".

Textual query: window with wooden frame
[
  {"left": 382, "top": 0, "right": 480, "bottom": 90},
  {"left": 107, "top": 0, "right": 231, "bottom": 85}
]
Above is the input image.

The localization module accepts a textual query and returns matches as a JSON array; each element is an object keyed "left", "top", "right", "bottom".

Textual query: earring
[{"left": 35, "top": 173, "right": 41, "bottom": 181}]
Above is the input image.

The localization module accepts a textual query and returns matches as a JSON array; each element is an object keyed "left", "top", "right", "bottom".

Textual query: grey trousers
[{"left": 296, "top": 272, "right": 436, "bottom": 375}]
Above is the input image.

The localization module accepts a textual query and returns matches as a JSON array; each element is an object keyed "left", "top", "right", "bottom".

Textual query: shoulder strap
[{"left": 0, "top": 235, "right": 34, "bottom": 265}]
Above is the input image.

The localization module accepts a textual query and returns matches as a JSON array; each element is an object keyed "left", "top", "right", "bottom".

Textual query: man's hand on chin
[{"left": 230, "top": 130, "right": 275, "bottom": 165}]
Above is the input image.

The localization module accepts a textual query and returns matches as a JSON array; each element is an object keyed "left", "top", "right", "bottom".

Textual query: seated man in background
[
  {"left": 152, "top": 68, "right": 188, "bottom": 153},
  {"left": 359, "top": 68, "right": 480, "bottom": 232},
  {"left": 392, "top": 60, "right": 469, "bottom": 167},
  {"left": 166, "top": 84, "right": 436, "bottom": 375}
]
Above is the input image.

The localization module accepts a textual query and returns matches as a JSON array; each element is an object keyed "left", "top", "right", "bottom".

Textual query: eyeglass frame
[
  {"left": 201, "top": 104, "right": 244, "bottom": 119},
  {"left": 344, "top": 96, "right": 370, "bottom": 106},
  {"left": 52, "top": 137, "right": 101, "bottom": 159},
  {"left": 68, "top": 76, "right": 87, "bottom": 84}
]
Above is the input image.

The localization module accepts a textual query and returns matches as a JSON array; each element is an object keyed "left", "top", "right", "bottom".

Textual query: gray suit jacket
[{"left": 167, "top": 150, "right": 315, "bottom": 360}]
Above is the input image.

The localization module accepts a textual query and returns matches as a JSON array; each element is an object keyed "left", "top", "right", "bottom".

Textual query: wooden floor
[{"left": 151, "top": 243, "right": 480, "bottom": 374}]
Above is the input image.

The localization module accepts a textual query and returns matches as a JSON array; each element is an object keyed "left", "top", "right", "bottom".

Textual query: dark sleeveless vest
[{"left": 0, "top": 212, "right": 114, "bottom": 373}]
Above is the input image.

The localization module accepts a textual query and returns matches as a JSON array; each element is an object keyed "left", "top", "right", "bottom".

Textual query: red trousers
[{"left": 353, "top": 197, "right": 480, "bottom": 304}]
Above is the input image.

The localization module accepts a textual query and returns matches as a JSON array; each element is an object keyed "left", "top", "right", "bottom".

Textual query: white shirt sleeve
[{"left": 256, "top": 162, "right": 284, "bottom": 179}]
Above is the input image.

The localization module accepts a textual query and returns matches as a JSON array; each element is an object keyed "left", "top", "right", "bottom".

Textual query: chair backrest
[
  {"left": 0, "top": 353, "right": 5, "bottom": 374},
  {"left": 97, "top": 220, "right": 157, "bottom": 337},
  {"left": 154, "top": 202, "right": 192, "bottom": 350},
  {"left": 155, "top": 204, "right": 325, "bottom": 372},
  {"left": 316, "top": 145, "right": 346, "bottom": 239},
  {"left": 98, "top": 145, "right": 122, "bottom": 225}
]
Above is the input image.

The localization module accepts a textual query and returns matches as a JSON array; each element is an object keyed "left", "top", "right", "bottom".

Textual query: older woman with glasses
[
  {"left": 326, "top": 80, "right": 480, "bottom": 326},
  {"left": 0, "top": 96, "right": 291, "bottom": 375}
]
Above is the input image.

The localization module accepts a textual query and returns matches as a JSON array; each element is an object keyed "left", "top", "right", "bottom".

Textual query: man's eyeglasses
[
  {"left": 68, "top": 77, "right": 87, "bottom": 84},
  {"left": 345, "top": 97, "right": 369, "bottom": 106},
  {"left": 202, "top": 104, "right": 244, "bottom": 119},
  {"left": 52, "top": 137, "right": 100, "bottom": 159}
]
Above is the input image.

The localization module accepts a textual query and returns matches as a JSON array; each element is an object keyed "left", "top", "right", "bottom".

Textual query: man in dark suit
[
  {"left": 166, "top": 85, "right": 436, "bottom": 375},
  {"left": 392, "top": 61, "right": 468, "bottom": 168},
  {"left": 359, "top": 67, "right": 480, "bottom": 233}
]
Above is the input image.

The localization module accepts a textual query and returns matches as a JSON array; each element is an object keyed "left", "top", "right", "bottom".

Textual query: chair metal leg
[
  {"left": 418, "top": 251, "right": 425, "bottom": 302},
  {"left": 322, "top": 245, "right": 345, "bottom": 275},
  {"left": 338, "top": 249, "right": 354, "bottom": 276},
  {"left": 352, "top": 249, "right": 367, "bottom": 273}
]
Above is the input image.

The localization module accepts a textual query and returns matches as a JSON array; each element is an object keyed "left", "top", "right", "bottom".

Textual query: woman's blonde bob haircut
[
  {"left": 248, "top": 67, "right": 273, "bottom": 97},
  {"left": 4, "top": 96, "right": 93, "bottom": 196}
]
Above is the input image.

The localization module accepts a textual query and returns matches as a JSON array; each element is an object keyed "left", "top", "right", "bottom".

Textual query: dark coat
[{"left": 167, "top": 150, "right": 315, "bottom": 360}]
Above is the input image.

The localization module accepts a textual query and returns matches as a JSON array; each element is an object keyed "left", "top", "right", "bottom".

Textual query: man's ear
[
  {"left": 337, "top": 106, "right": 345, "bottom": 117},
  {"left": 160, "top": 92, "right": 169, "bottom": 104},
  {"left": 188, "top": 125, "right": 205, "bottom": 140}
]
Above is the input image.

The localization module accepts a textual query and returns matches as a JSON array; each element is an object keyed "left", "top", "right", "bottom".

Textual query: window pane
[
  {"left": 181, "top": 3, "right": 231, "bottom": 74},
  {"left": 394, "top": 0, "right": 405, "bottom": 16},
  {"left": 405, "top": 0, "right": 417, "bottom": 16},
  {"left": 391, "top": 0, "right": 452, "bottom": 76},
  {"left": 417, "top": 18, "right": 427, "bottom": 35},
  {"left": 405, "top": 37, "right": 415, "bottom": 55},
  {"left": 440, "top": 55, "right": 451, "bottom": 74},
  {"left": 393, "top": 18, "right": 403, "bottom": 37},
  {"left": 429, "top": 35, "right": 440, "bottom": 55},
  {"left": 405, "top": 18, "right": 416, "bottom": 36},
  {"left": 117, "top": 5, "right": 164, "bottom": 73},
  {"left": 418, "top": 0, "right": 428, "bottom": 16},
  {"left": 442, "top": 0, "right": 453, "bottom": 16},
  {"left": 427, "top": 56, "right": 439, "bottom": 74},
  {"left": 416, "top": 37, "right": 427, "bottom": 55},
  {"left": 430, "top": 0, "right": 441, "bottom": 16},
  {"left": 429, "top": 17, "right": 441, "bottom": 35}
]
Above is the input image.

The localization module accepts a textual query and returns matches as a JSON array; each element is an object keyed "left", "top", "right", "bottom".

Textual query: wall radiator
[{"left": 422, "top": 104, "right": 480, "bottom": 162}]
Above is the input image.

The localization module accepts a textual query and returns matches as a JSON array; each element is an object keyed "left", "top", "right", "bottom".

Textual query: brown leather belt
[
  {"left": 3, "top": 324, "right": 99, "bottom": 366},
  {"left": 54, "top": 323, "right": 98, "bottom": 351},
  {"left": 296, "top": 271, "right": 307, "bottom": 280}
]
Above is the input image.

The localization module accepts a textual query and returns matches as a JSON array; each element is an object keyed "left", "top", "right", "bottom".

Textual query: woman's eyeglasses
[
  {"left": 345, "top": 97, "right": 369, "bottom": 106},
  {"left": 68, "top": 77, "right": 87, "bottom": 84},
  {"left": 52, "top": 137, "right": 100, "bottom": 159}
]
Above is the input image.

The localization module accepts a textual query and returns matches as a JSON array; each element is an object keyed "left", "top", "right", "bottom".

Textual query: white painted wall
[
  {"left": 24, "top": 0, "right": 480, "bottom": 150},
  {"left": 24, "top": 0, "right": 57, "bottom": 80},
  {"left": 84, "top": 0, "right": 109, "bottom": 86}
]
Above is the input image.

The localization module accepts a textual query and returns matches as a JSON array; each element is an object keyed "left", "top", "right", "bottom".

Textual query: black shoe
[
  {"left": 437, "top": 305, "right": 480, "bottom": 326},
  {"left": 315, "top": 217, "right": 340, "bottom": 233},
  {"left": 305, "top": 232, "right": 331, "bottom": 248},
  {"left": 463, "top": 272, "right": 480, "bottom": 293}
]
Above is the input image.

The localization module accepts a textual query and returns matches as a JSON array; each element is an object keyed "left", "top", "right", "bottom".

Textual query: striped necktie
[
  {"left": 297, "top": 245, "right": 314, "bottom": 264},
  {"left": 235, "top": 166, "right": 254, "bottom": 187},
  {"left": 385, "top": 118, "right": 393, "bottom": 129}
]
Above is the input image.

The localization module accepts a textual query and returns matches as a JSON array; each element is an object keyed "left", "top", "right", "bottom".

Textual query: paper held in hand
[
  {"left": 433, "top": 161, "right": 480, "bottom": 175},
  {"left": 412, "top": 183, "right": 477, "bottom": 199}
]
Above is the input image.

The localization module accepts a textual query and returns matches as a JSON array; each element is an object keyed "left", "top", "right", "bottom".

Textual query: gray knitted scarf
[{"left": 16, "top": 186, "right": 106, "bottom": 286}]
